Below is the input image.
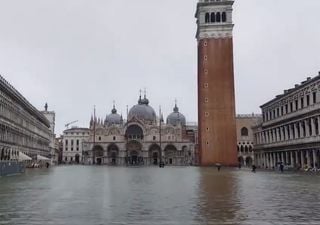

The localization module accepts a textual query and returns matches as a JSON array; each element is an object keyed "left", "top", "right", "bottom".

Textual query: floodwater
[{"left": 1, "top": 166, "right": 320, "bottom": 225}]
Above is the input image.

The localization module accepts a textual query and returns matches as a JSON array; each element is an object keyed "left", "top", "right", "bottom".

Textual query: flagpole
[
  {"left": 159, "top": 105, "right": 164, "bottom": 168},
  {"left": 93, "top": 105, "right": 96, "bottom": 164}
]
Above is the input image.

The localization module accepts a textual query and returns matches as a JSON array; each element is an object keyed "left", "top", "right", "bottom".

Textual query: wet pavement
[{"left": 0, "top": 166, "right": 320, "bottom": 225}]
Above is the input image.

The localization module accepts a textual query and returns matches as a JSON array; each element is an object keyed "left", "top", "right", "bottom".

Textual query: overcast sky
[{"left": 1, "top": 0, "right": 320, "bottom": 135}]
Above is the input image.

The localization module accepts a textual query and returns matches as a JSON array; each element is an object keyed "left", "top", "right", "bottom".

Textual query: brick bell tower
[{"left": 195, "top": 0, "right": 238, "bottom": 166}]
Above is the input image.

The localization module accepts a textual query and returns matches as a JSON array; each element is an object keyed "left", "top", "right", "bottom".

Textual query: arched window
[
  {"left": 222, "top": 12, "right": 227, "bottom": 22},
  {"left": 216, "top": 12, "right": 221, "bottom": 22},
  {"left": 210, "top": 12, "right": 215, "bottom": 23},
  {"left": 241, "top": 127, "right": 249, "bottom": 136},
  {"left": 205, "top": 13, "right": 210, "bottom": 23}
]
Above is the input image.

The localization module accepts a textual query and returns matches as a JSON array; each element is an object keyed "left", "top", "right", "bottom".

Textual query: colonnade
[
  {"left": 255, "top": 149, "right": 320, "bottom": 169},
  {"left": 256, "top": 116, "right": 320, "bottom": 145}
]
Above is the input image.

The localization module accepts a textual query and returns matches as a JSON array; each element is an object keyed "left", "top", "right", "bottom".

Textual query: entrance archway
[
  {"left": 107, "top": 144, "right": 119, "bottom": 165},
  {"left": 164, "top": 145, "right": 177, "bottom": 165},
  {"left": 238, "top": 156, "right": 244, "bottom": 166},
  {"left": 127, "top": 140, "right": 142, "bottom": 165},
  {"left": 125, "top": 124, "right": 144, "bottom": 140},
  {"left": 75, "top": 154, "right": 80, "bottom": 164},
  {"left": 92, "top": 145, "right": 104, "bottom": 165},
  {"left": 246, "top": 157, "right": 253, "bottom": 167},
  {"left": 130, "top": 150, "right": 139, "bottom": 165},
  {"left": 149, "top": 144, "right": 161, "bottom": 165}
]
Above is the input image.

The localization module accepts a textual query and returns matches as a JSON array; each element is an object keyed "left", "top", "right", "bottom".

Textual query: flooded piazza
[{"left": 0, "top": 166, "right": 320, "bottom": 225}]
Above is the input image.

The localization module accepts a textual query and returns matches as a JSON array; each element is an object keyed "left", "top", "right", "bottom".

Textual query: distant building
[
  {"left": 254, "top": 73, "right": 320, "bottom": 169},
  {"left": 80, "top": 94, "right": 197, "bottom": 166},
  {"left": 236, "top": 114, "right": 262, "bottom": 167},
  {"left": 41, "top": 104, "right": 59, "bottom": 164},
  {"left": 62, "top": 127, "right": 90, "bottom": 163},
  {"left": 0, "top": 75, "right": 51, "bottom": 161}
]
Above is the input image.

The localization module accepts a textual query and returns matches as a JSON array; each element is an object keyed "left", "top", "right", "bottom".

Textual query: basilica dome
[
  {"left": 166, "top": 103, "right": 186, "bottom": 126},
  {"left": 105, "top": 106, "right": 122, "bottom": 125},
  {"left": 128, "top": 94, "right": 156, "bottom": 123}
]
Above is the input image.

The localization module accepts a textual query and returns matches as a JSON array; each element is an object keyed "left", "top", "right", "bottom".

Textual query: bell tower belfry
[{"left": 195, "top": 0, "right": 238, "bottom": 166}]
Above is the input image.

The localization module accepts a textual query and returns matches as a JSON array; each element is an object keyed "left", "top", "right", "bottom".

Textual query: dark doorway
[
  {"left": 153, "top": 152, "right": 158, "bottom": 165},
  {"left": 75, "top": 154, "right": 80, "bottom": 164},
  {"left": 131, "top": 155, "right": 138, "bottom": 165},
  {"left": 111, "top": 152, "right": 116, "bottom": 165},
  {"left": 97, "top": 158, "right": 102, "bottom": 165}
]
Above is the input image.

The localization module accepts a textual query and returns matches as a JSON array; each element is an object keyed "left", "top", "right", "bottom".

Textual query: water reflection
[
  {"left": 196, "top": 168, "right": 240, "bottom": 224},
  {"left": 1, "top": 166, "right": 320, "bottom": 224}
]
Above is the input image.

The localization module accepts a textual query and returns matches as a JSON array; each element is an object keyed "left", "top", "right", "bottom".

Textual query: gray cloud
[{"left": 0, "top": 0, "right": 319, "bottom": 135}]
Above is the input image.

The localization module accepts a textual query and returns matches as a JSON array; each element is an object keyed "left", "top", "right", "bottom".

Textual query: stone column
[
  {"left": 281, "top": 152, "right": 285, "bottom": 164},
  {"left": 285, "top": 151, "right": 289, "bottom": 165},
  {"left": 313, "top": 150, "right": 317, "bottom": 169},
  {"left": 270, "top": 153, "right": 274, "bottom": 168},
  {"left": 276, "top": 128, "right": 280, "bottom": 142},
  {"left": 318, "top": 116, "right": 320, "bottom": 135},
  {"left": 290, "top": 151, "right": 294, "bottom": 167},
  {"left": 265, "top": 131, "right": 268, "bottom": 144},
  {"left": 299, "top": 122, "right": 304, "bottom": 137},
  {"left": 293, "top": 123, "right": 297, "bottom": 139},
  {"left": 300, "top": 151, "right": 305, "bottom": 168},
  {"left": 305, "top": 120, "right": 310, "bottom": 137},
  {"left": 307, "top": 150, "right": 311, "bottom": 168},
  {"left": 284, "top": 125, "right": 288, "bottom": 140},
  {"left": 264, "top": 153, "right": 267, "bottom": 168},
  {"left": 311, "top": 118, "right": 316, "bottom": 137},
  {"left": 288, "top": 124, "right": 294, "bottom": 139}
]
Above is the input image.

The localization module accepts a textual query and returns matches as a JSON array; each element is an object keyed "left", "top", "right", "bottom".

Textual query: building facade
[
  {"left": 0, "top": 75, "right": 51, "bottom": 163},
  {"left": 41, "top": 104, "right": 59, "bottom": 164},
  {"left": 195, "top": 0, "right": 237, "bottom": 166},
  {"left": 62, "top": 127, "right": 90, "bottom": 163},
  {"left": 254, "top": 74, "right": 320, "bottom": 170},
  {"left": 236, "top": 114, "right": 262, "bottom": 167},
  {"left": 81, "top": 94, "right": 197, "bottom": 166}
]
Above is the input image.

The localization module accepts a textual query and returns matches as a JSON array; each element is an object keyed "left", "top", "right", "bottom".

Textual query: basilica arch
[
  {"left": 92, "top": 145, "right": 104, "bottom": 165},
  {"left": 125, "top": 124, "right": 144, "bottom": 140},
  {"left": 148, "top": 144, "right": 161, "bottom": 165},
  {"left": 107, "top": 144, "right": 119, "bottom": 165},
  {"left": 164, "top": 144, "right": 177, "bottom": 165},
  {"left": 126, "top": 140, "right": 143, "bottom": 165}
]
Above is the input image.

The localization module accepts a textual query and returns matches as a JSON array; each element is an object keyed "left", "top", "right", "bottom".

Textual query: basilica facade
[{"left": 81, "top": 94, "right": 197, "bottom": 166}]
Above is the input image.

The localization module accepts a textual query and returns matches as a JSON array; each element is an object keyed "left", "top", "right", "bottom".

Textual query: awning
[
  {"left": 37, "top": 155, "right": 51, "bottom": 161},
  {"left": 18, "top": 152, "right": 32, "bottom": 161}
]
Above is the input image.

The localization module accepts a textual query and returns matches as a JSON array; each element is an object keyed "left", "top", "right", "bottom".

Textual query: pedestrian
[
  {"left": 216, "top": 163, "right": 221, "bottom": 171},
  {"left": 238, "top": 163, "right": 242, "bottom": 169},
  {"left": 252, "top": 165, "right": 256, "bottom": 173},
  {"left": 280, "top": 163, "right": 284, "bottom": 173}
]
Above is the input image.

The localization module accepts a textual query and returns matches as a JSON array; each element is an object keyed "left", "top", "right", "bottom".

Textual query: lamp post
[
  {"left": 93, "top": 105, "right": 96, "bottom": 165},
  {"left": 159, "top": 106, "right": 164, "bottom": 168}
]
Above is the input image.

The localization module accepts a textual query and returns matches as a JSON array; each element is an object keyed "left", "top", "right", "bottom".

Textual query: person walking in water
[
  {"left": 280, "top": 163, "right": 284, "bottom": 173},
  {"left": 252, "top": 164, "right": 256, "bottom": 173},
  {"left": 216, "top": 163, "right": 221, "bottom": 171}
]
